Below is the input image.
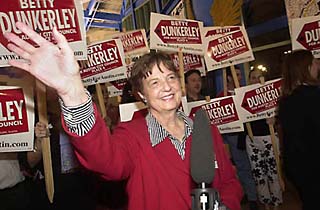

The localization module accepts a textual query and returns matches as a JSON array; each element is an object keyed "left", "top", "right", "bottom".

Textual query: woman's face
[
  {"left": 310, "top": 58, "right": 320, "bottom": 80},
  {"left": 186, "top": 72, "right": 202, "bottom": 96},
  {"left": 140, "top": 62, "right": 182, "bottom": 115},
  {"left": 249, "top": 70, "right": 262, "bottom": 85}
]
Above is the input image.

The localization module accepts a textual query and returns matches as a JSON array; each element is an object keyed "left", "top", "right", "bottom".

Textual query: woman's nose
[{"left": 161, "top": 79, "right": 172, "bottom": 91}]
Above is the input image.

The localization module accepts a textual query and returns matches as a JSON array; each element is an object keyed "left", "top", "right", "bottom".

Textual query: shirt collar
[{"left": 146, "top": 110, "right": 193, "bottom": 147}]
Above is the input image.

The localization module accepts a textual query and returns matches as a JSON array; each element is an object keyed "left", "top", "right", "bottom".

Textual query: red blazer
[{"left": 63, "top": 107, "right": 243, "bottom": 210}]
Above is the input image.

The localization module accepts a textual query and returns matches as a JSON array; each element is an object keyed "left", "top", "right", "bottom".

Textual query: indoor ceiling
[
  {"left": 82, "top": 0, "right": 123, "bottom": 31},
  {"left": 82, "top": 0, "right": 124, "bottom": 43}
]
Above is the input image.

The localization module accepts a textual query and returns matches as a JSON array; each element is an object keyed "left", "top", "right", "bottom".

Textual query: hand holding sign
[{"left": 4, "top": 22, "right": 87, "bottom": 106}]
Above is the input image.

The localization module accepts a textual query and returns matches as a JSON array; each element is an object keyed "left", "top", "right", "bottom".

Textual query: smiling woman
[{"left": 5, "top": 22, "right": 243, "bottom": 210}]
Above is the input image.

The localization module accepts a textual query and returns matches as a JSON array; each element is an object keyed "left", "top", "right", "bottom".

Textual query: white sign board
[
  {"left": 186, "top": 96, "right": 244, "bottom": 134},
  {"left": 234, "top": 78, "right": 282, "bottom": 123},
  {"left": 204, "top": 26, "right": 254, "bottom": 71},
  {"left": 0, "top": 85, "right": 34, "bottom": 152},
  {"left": 150, "top": 12, "right": 204, "bottom": 55}
]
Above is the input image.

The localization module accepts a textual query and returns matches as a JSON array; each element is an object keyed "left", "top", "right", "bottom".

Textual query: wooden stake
[
  {"left": 35, "top": 80, "right": 54, "bottom": 203},
  {"left": 222, "top": 68, "right": 228, "bottom": 97},
  {"left": 95, "top": 83, "right": 106, "bottom": 119},
  {"left": 230, "top": 65, "right": 253, "bottom": 139},
  {"left": 178, "top": 49, "right": 186, "bottom": 96},
  {"left": 259, "top": 76, "right": 285, "bottom": 191}
]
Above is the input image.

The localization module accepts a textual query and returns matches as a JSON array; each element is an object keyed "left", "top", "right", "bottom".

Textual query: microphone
[{"left": 190, "top": 108, "right": 220, "bottom": 210}]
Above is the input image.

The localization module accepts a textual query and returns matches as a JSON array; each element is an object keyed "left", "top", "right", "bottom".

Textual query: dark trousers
[
  {"left": 30, "top": 172, "right": 96, "bottom": 210},
  {"left": 0, "top": 179, "right": 31, "bottom": 210}
]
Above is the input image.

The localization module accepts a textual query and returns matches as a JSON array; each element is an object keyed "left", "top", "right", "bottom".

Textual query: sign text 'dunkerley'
[
  {"left": 202, "top": 100, "right": 236, "bottom": 121},
  {"left": 0, "top": 0, "right": 77, "bottom": 34}
]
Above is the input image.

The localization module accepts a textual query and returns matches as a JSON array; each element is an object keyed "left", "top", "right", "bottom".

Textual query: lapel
[{"left": 153, "top": 137, "right": 190, "bottom": 175}]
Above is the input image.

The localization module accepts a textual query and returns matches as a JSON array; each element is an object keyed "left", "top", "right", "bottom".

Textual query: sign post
[{"left": 36, "top": 80, "right": 54, "bottom": 203}]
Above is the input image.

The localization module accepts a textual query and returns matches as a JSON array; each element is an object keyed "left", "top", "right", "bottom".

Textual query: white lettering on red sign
[
  {"left": 121, "top": 33, "right": 144, "bottom": 48},
  {"left": 0, "top": 0, "right": 76, "bottom": 33},
  {"left": 246, "top": 83, "right": 281, "bottom": 108},
  {"left": 202, "top": 101, "right": 235, "bottom": 120},
  {"left": 305, "top": 28, "right": 320, "bottom": 43},
  {"left": 87, "top": 44, "right": 118, "bottom": 68},
  {"left": 211, "top": 35, "right": 246, "bottom": 57},
  {"left": 160, "top": 21, "right": 200, "bottom": 37},
  {"left": 0, "top": 100, "right": 24, "bottom": 121}
]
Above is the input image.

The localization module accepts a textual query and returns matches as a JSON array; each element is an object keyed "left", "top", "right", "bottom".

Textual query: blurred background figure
[
  {"left": 0, "top": 139, "right": 42, "bottom": 210},
  {"left": 278, "top": 49, "right": 320, "bottom": 210},
  {"left": 120, "top": 81, "right": 139, "bottom": 104},
  {"left": 31, "top": 87, "right": 96, "bottom": 210},
  {"left": 217, "top": 66, "right": 259, "bottom": 210},
  {"left": 184, "top": 69, "right": 205, "bottom": 102},
  {"left": 87, "top": 84, "right": 120, "bottom": 132},
  {"left": 245, "top": 69, "right": 283, "bottom": 208},
  {"left": 216, "top": 66, "right": 242, "bottom": 97}
]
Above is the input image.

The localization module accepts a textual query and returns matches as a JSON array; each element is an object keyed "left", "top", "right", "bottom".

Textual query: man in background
[{"left": 184, "top": 69, "right": 205, "bottom": 102}]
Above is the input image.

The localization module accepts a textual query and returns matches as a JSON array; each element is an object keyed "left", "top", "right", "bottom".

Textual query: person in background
[
  {"left": 0, "top": 135, "right": 42, "bottom": 210},
  {"left": 278, "top": 49, "right": 320, "bottom": 210},
  {"left": 88, "top": 84, "right": 120, "bottom": 132},
  {"left": 88, "top": 84, "right": 128, "bottom": 210},
  {"left": 5, "top": 22, "right": 243, "bottom": 210},
  {"left": 120, "top": 81, "right": 138, "bottom": 104},
  {"left": 216, "top": 66, "right": 242, "bottom": 98},
  {"left": 245, "top": 69, "right": 283, "bottom": 208},
  {"left": 32, "top": 87, "right": 96, "bottom": 210},
  {"left": 217, "top": 66, "right": 259, "bottom": 210},
  {"left": 184, "top": 69, "right": 205, "bottom": 102}
]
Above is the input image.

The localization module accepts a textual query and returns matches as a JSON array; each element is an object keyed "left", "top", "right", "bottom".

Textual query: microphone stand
[{"left": 191, "top": 182, "right": 220, "bottom": 210}]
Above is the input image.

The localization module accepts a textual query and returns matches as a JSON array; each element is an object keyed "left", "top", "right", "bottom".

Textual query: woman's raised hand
[{"left": 4, "top": 22, "right": 88, "bottom": 106}]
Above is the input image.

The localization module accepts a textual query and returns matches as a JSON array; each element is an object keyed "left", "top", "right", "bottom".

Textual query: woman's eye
[
  {"left": 151, "top": 81, "right": 158, "bottom": 86},
  {"left": 169, "top": 75, "right": 177, "bottom": 80}
]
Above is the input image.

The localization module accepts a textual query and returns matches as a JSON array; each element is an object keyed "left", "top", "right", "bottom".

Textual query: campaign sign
[
  {"left": 0, "top": 0, "right": 87, "bottom": 66},
  {"left": 204, "top": 26, "right": 241, "bottom": 38},
  {"left": 111, "top": 29, "right": 149, "bottom": 56},
  {"left": 171, "top": 53, "right": 206, "bottom": 76},
  {"left": 292, "top": 16, "right": 320, "bottom": 58},
  {"left": 234, "top": 78, "right": 282, "bottom": 123},
  {"left": 119, "top": 101, "right": 147, "bottom": 122},
  {"left": 186, "top": 96, "right": 244, "bottom": 134},
  {"left": 108, "top": 78, "right": 127, "bottom": 97},
  {"left": 150, "top": 12, "right": 204, "bottom": 55},
  {"left": 79, "top": 39, "right": 127, "bottom": 86},
  {"left": 0, "top": 86, "right": 34, "bottom": 152},
  {"left": 204, "top": 26, "right": 254, "bottom": 71}
]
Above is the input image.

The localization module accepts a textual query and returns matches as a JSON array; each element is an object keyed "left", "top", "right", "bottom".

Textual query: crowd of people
[{"left": 1, "top": 21, "right": 319, "bottom": 210}]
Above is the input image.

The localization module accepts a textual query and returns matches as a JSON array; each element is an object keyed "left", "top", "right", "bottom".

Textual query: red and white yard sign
[
  {"left": 0, "top": 86, "right": 34, "bottom": 152},
  {"left": 171, "top": 53, "right": 206, "bottom": 76},
  {"left": 79, "top": 39, "right": 127, "bottom": 86},
  {"left": 291, "top": 16, "right": 320, "bottom": 58},
  {"left": 119, "top": 101, "right": 147, "bottom": 122},
  {"left": 204, "top": 26, "right": 254, "bottom": 71},
  {"left": 107, "top": 60, "right": 135, "bottom": 97},
  {"left": 204, "top": 26, "right": 241, "bottom": 38},
  {"left": 150, "top": 12, "right": 204, "bottom": 55},
  {"left": 107, "top": 78, "right": 127, "bottom": 97},
  {"left": 186, "top": 96, "right": 244, "bottom": 134},
  {"left": 234, "top": 78, "right": 282, "bottom": 123},
  {"left": 110, "top": 29, "right": 149, "bottom": 56},
  {"left": 0, "top": 0, "right": 87, "bottom": 66}
]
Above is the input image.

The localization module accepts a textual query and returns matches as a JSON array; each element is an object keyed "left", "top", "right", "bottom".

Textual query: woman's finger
[
  {"left": 4, "top": 32, "right": 36, "bottom": 55},
  {"left": 52, "top": 26, "right": 73, "bottom": 56},
  {"left": 8, "top": 59, "right": 30, "bottom": 73},
  {"left": 15, "top": 22, "right": 49, "bottom": 47},
  {"left": 6, "top": 43, "right": 31, "bottom": 60}
]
